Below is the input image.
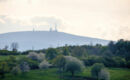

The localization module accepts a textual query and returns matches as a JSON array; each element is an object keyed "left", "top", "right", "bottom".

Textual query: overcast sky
[{"left": 0, "top": 0, "right": 130, "bottom": 41}]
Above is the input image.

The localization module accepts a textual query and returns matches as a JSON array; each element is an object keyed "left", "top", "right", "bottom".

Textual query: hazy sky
[{"left": 0, "top": 0, "right": 130, "bottom": 41}]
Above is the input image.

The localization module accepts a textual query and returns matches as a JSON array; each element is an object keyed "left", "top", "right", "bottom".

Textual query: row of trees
[
  {"left": 0, "top": 42, "right": 19, "bottom": 52},
  {"left": 1, "top": 39, "right": 129, "bottom": 68}
]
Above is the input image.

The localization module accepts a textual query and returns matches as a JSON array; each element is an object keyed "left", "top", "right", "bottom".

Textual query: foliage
[
  {"left": 53, "top": 55, "right": 66, "bottom": 70},
  {"left": 18, "top": 57, "right": 39, "bottom": 69},
  {"left": 0, "top": 61, "right": 9, "bottom": 78},
  {"left": 91, "top": 63, "right": 105, "bottom": 78},
  {"left": 39, "top": 60, "right": 51, "bottom": 69},
  {"left": 19, "top": 62, "right": 30, "bottom": 73},
  {"left": 0, "top": 50, "right": 20, "bottom": 55},
  {"left": 62, "top": 46, "right": 69, "bottom": 56},
  {"left": 27, "top": 52, "right": 45, "bottom": 62},
  {"left": 37, "top": 52, "right": 45, "bottom": 62},
  {"left": 65, "top": 56, "right": 85, "bottom": 76},
  {"left": 99, "top": 69, "right": 110, "bottom": 80},
  {"left": 46, "top": 48, "right": 58, "bottom": 60},
  {"left": 11, "top": 66, "right": 21, "bottom": 75},
  {"left": 27, "top": 52, "right": 39, "bottom": 61}
]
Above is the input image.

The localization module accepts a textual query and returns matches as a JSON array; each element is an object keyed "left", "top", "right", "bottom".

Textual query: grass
[
  {"left": 0, "top": 67, "right": 130, "bottom": 80},
  {"left": 0, "top": 55, "right": 26, "bottom": 61}
]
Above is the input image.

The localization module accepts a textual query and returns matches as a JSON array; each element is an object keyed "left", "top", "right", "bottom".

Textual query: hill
[{"left": 0, "top": 31, "right": 109, "bottom": 51}]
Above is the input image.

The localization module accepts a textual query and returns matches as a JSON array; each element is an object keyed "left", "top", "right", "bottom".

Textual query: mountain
[{"left": 0, "top": 31, "right": 110, "bottom": 51}]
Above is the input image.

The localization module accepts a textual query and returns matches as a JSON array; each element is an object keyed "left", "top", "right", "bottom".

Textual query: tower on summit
[
  {"left": 49, "top": 27, "right": 52, "bottom": 32},
  {"left": 54, "top": 23, "right": 58, "bottom": 32}
]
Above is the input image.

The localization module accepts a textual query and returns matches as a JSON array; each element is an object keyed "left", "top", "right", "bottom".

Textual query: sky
[{"left": 0, "top": 0, "right": 130, "bottom": 41}]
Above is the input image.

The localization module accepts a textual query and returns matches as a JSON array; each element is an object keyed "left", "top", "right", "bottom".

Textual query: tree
[
  {"left": 65, "top": 56, "right": 85, "bottom": 76},
  {"left": 37, "top": 53, "right": 45, "bottom": 62},
  {"left": 62, "top": 46, "right": 69, "bottom": 56},
  {"left": 18, "top": 57, "right": 39, "bottom": 69},
  {"left": 53, "top": 55, "right": 66, "bottom": 70},
  {"left": 11, "top": 42, "right": 19, "bottom": 51},
  {"left": 91, "top": 63, "right": 105, "bottom": 79},
  {"left": 46, "top": 48, "right": 58, "bottom": 60},
  {"left": 3, "top": 45, "right": 9, "bottom": 50},
  {"left": 27, "top": 52, "right": 45, "bottom": 62},
  {"left": 7, "top": 55, "right": 17, "bottom": 70},
  {"left": 27, "top": 52, "right": 39, "bottom": 61},
  {"left": 99, "top": 69, "right": 110, "bottom": 80},
  {"left": 39, "top": 60, "right": 51, "bottom": 69},
  {"left": 108, "top": 41, "right": 116, "bottom": 54}
]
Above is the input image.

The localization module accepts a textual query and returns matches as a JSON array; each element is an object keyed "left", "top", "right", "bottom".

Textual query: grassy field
[
  {"left": 1, "top": 67, "right": 130, "bottom": 80},
  {"left": 0, "top": 55, "right": 25, "bottom": 61},
  {"left": 0, "top": 55, "right": 130, "bottom": 80}
]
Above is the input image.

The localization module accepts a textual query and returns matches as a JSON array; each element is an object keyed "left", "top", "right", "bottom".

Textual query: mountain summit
[{"left": 0, "top": 31, "right": 109, "bottom": 51}]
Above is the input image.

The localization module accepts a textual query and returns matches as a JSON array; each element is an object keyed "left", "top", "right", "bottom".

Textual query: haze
[{"left": 0, "top": 0, "right": 130, "bottom": 41}]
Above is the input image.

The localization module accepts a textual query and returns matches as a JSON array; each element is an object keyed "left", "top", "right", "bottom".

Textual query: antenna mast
[{"left": 55, "top": 23, "right": 58, "bottom": 32}]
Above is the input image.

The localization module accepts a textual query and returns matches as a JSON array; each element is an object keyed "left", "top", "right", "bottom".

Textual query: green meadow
[{"left": 1, "top": 67, "right": 130, "bottom": 80}]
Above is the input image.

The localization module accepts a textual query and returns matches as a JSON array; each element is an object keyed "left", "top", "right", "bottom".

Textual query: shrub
[
  {"left": 27, "top": 52, "right": 45, "bottom": 62},
  {"left": 91, "top": 63, "right": 105, "bottom": 78},
  {"left": 65, "top": 56, "right": 85, "bottom": 76},
  {"left": 0, "top": 61, "right": 9, "bottom": 78},
  {"left": 46, "top": 48, "right": 58, "bottom": 60},
  {"left": 39, "top": 60, "right": 51, "bottom": 69},
  {"left": 18, "top": 57, "right": 39, "bottom": 69},
  {"left": 37, "top": 53, "right": 45, "bottom": 62},
  {"left": 11, "top": 66, "right": 21, "bottom": 75},
  {"left": 99, "top": 69, "right": 110, "bottom": 80},
  {"left": 27, "top": 52, "right": 39, "bottom": 61},
  {"left": 53, "top": 55, "right": 66, "bottom": 71},
  {"left": 19, "top": 62, "right": 30, "bottom": 73}
]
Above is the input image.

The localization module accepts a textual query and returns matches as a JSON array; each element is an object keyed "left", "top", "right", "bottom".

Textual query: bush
[
  {"left": 11, "top": 66, "right": 21, "bottom": 75},
  {"left": 82, "top": 56, "right": 103, "bottom": 66},
  {"left": 91, "top": 63, "right": 105, "bottom": 78},
  {"left": 46, "top": 48, "right": 58, "bottom": 60},
  {"left": 53, "top": 55, "right": 66, "bottom": 70},
  {"left": 18, "top": 57, "right": 39, "bottom": 69},
  {"left": 0, "top": 61, "right": 9, "bottom": 78},
  {"left": 99, "top": 69, "right": 110, "bottom": 80},
  {"left": 27, "top": 52, "right": 45, "bottom": 62},
  {"left": 37, "top": 53, "right": 45, "bottom": 62},
  {"left": 27, "top": 52, "right": 39, "bottom": 61},
  {"left": 39, "top": 60, "right": 51, "bottom": 69},
  {"left": 65, "top": 56, "right": 85, "bottom": 76},
  {"left": 19, "top": 62, "right": 30, "bottom": 73}
]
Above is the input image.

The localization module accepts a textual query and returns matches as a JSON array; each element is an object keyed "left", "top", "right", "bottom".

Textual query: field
[
  {"left": 0, "top": 55, "right": 25, "bottom": 61},
  {"left": 1, "top": 67, "right": 130, "bottom": 80},
  {"left": 0, "top": 55, "right": 130, "bottom": 80}
]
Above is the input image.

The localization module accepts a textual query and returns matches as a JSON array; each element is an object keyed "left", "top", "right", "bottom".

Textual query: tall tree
[{"left": 11, "top": 42, "right": 19, "bottom": 51}]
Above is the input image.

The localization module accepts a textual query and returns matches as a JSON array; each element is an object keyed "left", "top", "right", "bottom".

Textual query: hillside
[{"left": 0, "top": 31, "right": 109, "bottom": 51}]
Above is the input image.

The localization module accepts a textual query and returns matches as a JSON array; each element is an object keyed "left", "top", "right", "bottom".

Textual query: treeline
[
  {"left": 32, "top": 39, "right": 129, "bottom": 68},
  {"left": 0, "top": 39, "right": 130, "bottom": 68}
]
